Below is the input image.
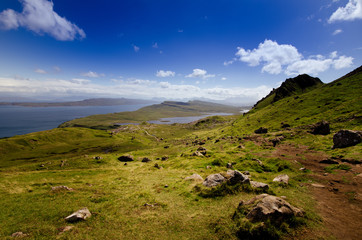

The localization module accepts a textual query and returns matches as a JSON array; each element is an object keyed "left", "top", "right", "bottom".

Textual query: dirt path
[{"left": 273, "top": 143, "right": 362, "bottom": 240}]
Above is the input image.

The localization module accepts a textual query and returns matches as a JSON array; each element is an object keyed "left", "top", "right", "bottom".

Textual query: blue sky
[{"left": 0, "top": 0, "right": 361, "bottom": 104}]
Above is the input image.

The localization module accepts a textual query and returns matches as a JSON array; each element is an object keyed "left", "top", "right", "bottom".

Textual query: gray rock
[
  {"left": 236, "top": 194, "right": 303, "bottom": 223},
  {"left": 11, "top": 232, "right": 28, "bottom": 238},
  {"left": 333, "top": 130, "right": 362, "bottom": 148},
  {"left": 273, "top": 174, "right": 289, "bottom": 184},
  {"left": 65, "top": 208, "right": 91, "bottom": 223},
  {"left": 118, "top": 155, "right": 134, "bottom": 162},
  {"left": 185, "top": 174, "right": 203, "bottom": 182},
  {"left": 226, "top": 170, "right": 250, "bottom": 185},
  {"left": 192, "top": 151, "right": 204, "bottom": 157},
  {"left": 250, "top": 181, "right": 269, "bottom": 190},
  {"left": 203, "top": 173, "right": 226, "bottom": 187}
]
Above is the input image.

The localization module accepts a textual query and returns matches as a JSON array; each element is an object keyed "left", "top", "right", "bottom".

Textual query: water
[
  {"left": 0, "top": 104, "right": 150, "bottom": 138},
  {"left": 148, "top": 113, "right": 233, "bottom": 124}
]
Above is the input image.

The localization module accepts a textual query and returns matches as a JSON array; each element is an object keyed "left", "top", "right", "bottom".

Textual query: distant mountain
[
  {"left": 254, "top": 74, "right": 324, "bottom": 110},
  {"left": 0, "top": 98, "right": 159, "bottom": 107}
]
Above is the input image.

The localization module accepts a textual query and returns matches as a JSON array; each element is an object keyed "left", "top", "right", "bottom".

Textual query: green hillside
[{"left": 0, "top": 67, "right": 361, "bottom": 239}]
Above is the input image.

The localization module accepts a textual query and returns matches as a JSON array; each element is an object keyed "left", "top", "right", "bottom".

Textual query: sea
[
  {"left": 0, "top": 104, "right": 150, "bottom": 138},
  {"left": 0, "top": 105, "right": 237, "bottom": 138}
]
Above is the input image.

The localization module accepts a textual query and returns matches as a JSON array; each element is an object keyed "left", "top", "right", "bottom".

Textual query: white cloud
[
  {"left": 0, "top": 76, "right": 271, "bottom": 103},
  {"left": 0, "top": 0, "right": 85, "bottom": 41},
  {"left": 156, "top": 70, "right": 175, "bottom": 78},
  {"left": 133, "top": 44, "right": 140, "bottom": 52},
  {"left": 221, "top": 77, "right": 227, "bottom": 81},
  {"left": 332, "top": 29, "right": 343, "bottom": 35},
  {"left": 35, "top": 69, "right": 47, "bottom": 74},
  {"left": 53, "top": 66, "right": 61, "bottom": 72},
  {"left": 81, "top": 71, "right": 104, "bottom": 78},
  {"left": 186, "top": 69, "right": 215, "bottom": 79},
  {"left": 329, "top": 0, "right": 362, "bottom": 23},
  {"left": 152, "top": 42, "right": 158, "bottom": 48},
  {"left": 231, "top": 39, "right": 353, "bottom": 76}
]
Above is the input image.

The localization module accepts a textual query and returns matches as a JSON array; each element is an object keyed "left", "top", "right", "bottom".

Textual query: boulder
[
  {"left": 236, "top": 194, "right": 303, "bottom": 223},
  {"left": 333, "top": 130, "right": 362, "bottom": 148},
  {"left": 310, "top": 120, "right": 330, "bottom": 135},
  {"left": 11, "top": 232, "right": 28, "bottom": 238},
  {"left": 141, "top": 157, "right": 152, "bottom": 163},
  {"left": 226, "top": 170, "right": 250, "bottom": 185},
  {"left": 185, "top": 174, "right": 203, "bottom": 182},
  {"left": 203, "top": 173, "right": 226, "bottom": 187},
  {"left": 118, "top": 155, "right": 134, "bottom": 162},
  {"left": 250, "top": 181, "right": 269, "bottom": 190},
  {"left": 65, "top": 208, "right": 91, "bottom": 223},
  {"left": 273, "top": 174, "right": 289, "bottom": 184},
  {"left": 254, "top": 127, "right": 268, "bottom": 134}
]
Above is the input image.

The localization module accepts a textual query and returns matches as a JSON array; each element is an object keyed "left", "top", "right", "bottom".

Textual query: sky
[{"left": 0, "top": 0, "right": 361, "bottom": 104}]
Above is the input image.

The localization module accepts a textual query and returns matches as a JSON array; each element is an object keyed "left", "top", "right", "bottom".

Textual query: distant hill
[
  {"left": 232, "top": 66, "right": 362, "bottom": 133},
  {"left": 59, "top": 100, "right": 241, "bottom": 129},
  {"left": 0, "top": 98, "right": 157, "bottom": 107},
  {"left": 254, "top": 74, "right": 324, "bottom": 110}
]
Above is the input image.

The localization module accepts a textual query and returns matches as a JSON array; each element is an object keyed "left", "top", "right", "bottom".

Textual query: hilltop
[{"left": 0, "top": 67, "right": 361, "bottom": 239}]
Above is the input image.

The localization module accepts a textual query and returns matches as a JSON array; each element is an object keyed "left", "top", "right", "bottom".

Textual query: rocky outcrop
[
  {"left": 118, "top": 155, "right": 134, "bottom": 162},
  {"left": 235, "top": 194, "right": 303, "bottom": 223},
  {"left": 65, "top": 208, "right": 91, "bottom": 223},
  {"left": 333, "top": 130, "right": 362, "bottom": 148},
  {"left": 310, "top": 121, "right": 330, "bottom": 135},
  {"left": 203, "top": 173, "right": 226, "bottom": 187},
  {"left": 273, "top": 174, "right": 289, "bottom": 184}
]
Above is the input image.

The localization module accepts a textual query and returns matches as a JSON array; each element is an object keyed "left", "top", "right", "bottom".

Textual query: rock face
[
  {"left": 273, "top": 174, "right": 289, "bottom": 184},
  {"left": 333, "top": 130, "right": 362, "bottom": 148},
  {"left": 203, "top": 173, "right": 226, "bottom": 187},
  {"left": 254, "top": 127, "right": 268, "bottom": 134},
  {"left": 185, "top": 174, "right": 203, "bottom": 182},
  {"left": 225, "top": 170, "right": 250, "bottom": 185},
  {"left": 236, "top": 194, "right": 303, "bottom": 223},
  {"left": 310, "top": 121, "right": 330, "bottom": 135},
  {"left": 65, "top": 208, "right": 91, "bottom": 223},
  {"left": 118, "top": 155, "right": 134, "bottom": 162},
  {"left": 250, "top": 181, "right": 269, "bottom": 190}
]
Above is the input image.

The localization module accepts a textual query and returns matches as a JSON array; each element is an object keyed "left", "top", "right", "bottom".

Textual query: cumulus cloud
[
  {"left": 231, "top": 39, "right": 353, "bottom": 76},
  {"left": 0, "top": 0, "right": 85, "bottom": 41},
  {"left": 81, "top": 71, "right": 104, "bottom": 78},
  {"left": 332, "top": 29, "right": 343, "bottom": 35},
  {"left": 0, "top": 76, "right": 271, "bottom": 103},
  {"left": 35, "top": 69, "right": 47, "bottom": 74},
  {"left": 156, "top": 70, "right": 175, "bottom": 77},
  {"left": 329, "top": 0, "right": 362, "bottom": 23},
  {"left": 186, "top": 69, "right": 215, "bottom": 79}
]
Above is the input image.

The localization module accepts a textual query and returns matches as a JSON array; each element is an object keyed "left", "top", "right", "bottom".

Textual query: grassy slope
[
  {"left": 59, "top": 100, "right": 241, "bottom": 129},
  {"left": 0, "top": 68, "right": 361, "bottom": 239}
]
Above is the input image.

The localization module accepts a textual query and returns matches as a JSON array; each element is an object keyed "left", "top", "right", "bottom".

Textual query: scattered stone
[
  {"left": 356, "top": 173, "right": 362, "bottom": 178},
  {"left": 11, "top": 232, "right": 28, "bottom": 238},
  {"left": 164, "top": 185, "right": 169, "bottom": 188},
  {"left": 124, "top": 163, "right": 127, "bottom": 166},
  {"left": 141, "top": 157, "right": 152, "bottom": 163},
  {"left": 161, "top": 156, "right": 169, "bottom": 161},
  {"left": 164, "top": 146, "right": 169, "bottom": 149},
  {"left": 185, "top": 174, "right": 203, "bottom": 182},
  {"left": 243, "top": 171, "right": 250, "bottom": 175},
  {"left": 311, "top": 183, "right": 325, "bottom": 188},
  {"left": 94, "top": 156, "right": 103, "bottom": 160},
  {"left": 281, "top": 122, "right": 290, "bottom": 128},
  {"left": 215, "top": 139, "right": 220, "bottom": 143},
  {"left": 154, "top": 163, "right": 162, "bottom": 169},
  {"left": 65, "top": 207, "right": 91, "bottom": 223},
  {"left": 118, "top": 155, "right": 134, "bottom": 162},
  {"left": 203, "top": 173, "right": 226, "bottom": 187},
  {"left": 333, "top": 130, "right": 362, "bottom": 148},
  {"left": 226, "top": 163, "right": 233, "bottom": 169},
  {"left": 254, "top": 127, "right": 268, "bottom": 134},
  {"left": 299, "top": 167, "right": 307, "bottom": 171},
  {"left": 197, "top": 147, "right": 206, "bottom": 151},
  {"left": 226, "top": 170, "right": 250, "bottom": 185},
  {"left": 192, "top": 151, "right": 204, "bottom": 157},
  {"left": 235, "top": 194, "right": 303, "bottom": 224},
  {"left": 237, "top": 144, "right": 245, "bottom": 149},
  {"left": 51, "top": 186, "right": 74, "bottom": 191},
  {"left": 323, "top": 173, "right": 328, "bottom": 176},
  {"left": 252, "top": 158, "right": 263, "bottom": 166},
  {"left": 58, "top": 226, "right": 74, "bottom": 234},
  {"left": 319, "top": 159, "right": 339, "bottom": 164},
  {"left": 250, "top": 181, "right": 269, "bottom": 190},
  {"left": 206, "top": 165, "right": 212, "bottom": 169},
  {"left": 273, "top": 174, "right": 289, "bottom": 184},
  {"left": 310, "top": 120, "right": 330, "bottom": 135}
]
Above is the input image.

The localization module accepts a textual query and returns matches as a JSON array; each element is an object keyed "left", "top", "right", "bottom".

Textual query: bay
[{"left": 0, "top": 104, "right": 150, "bottom": 138}]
